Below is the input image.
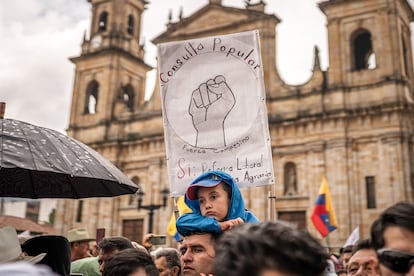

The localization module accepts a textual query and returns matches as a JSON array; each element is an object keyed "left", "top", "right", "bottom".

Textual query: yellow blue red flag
[
  {"left": 311, "top": 175, "right": 338, "bottom": 237},
  {"left": 167, "top": 196, "right": 191, "bottom": 241}
]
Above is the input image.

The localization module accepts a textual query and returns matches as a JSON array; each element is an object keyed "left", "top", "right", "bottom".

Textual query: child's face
[{"left": 197, "top": 182, "right": 230, "bottom": 221}]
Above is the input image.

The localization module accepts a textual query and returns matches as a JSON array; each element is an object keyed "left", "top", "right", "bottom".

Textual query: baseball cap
[{"left": 186, "top": 170, "right": 231, "bottom": 200}]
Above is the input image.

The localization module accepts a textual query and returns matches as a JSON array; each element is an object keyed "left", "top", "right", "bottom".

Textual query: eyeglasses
[{"left": 377, "top": 248, "right": 414, "bottom": 274}]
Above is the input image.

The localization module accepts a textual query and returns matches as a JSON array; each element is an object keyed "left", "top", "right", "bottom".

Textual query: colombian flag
[
  {"left": 167, "top": 196, "right": 191, "bottom": 241},
  {"left": 311, "top": 175, "right": 338, "bottom": 237}
]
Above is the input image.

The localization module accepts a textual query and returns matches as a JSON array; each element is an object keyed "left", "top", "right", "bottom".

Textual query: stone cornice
[{"left": 69, "top": 48, "right": 153, "bottom": 71}]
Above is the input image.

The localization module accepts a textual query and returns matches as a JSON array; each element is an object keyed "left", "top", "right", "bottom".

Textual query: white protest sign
[{"left": 157, "top": 30, "right": 275, "bottom": 196}]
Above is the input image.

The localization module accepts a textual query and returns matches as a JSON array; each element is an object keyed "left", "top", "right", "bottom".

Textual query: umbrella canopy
[{"left": 0, "top": 118, "right": 140, "bottom": 198}]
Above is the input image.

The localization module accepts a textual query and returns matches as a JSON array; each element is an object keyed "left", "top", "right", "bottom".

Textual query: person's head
[
  {"left": 179, "top": 232, "right": 219, "bottom": 276},
  {"left": 22, "top": 235, "right": 71, "bottom": 276},
  {"left": 347, "top": 239, "right": 379, "bottom": 276},
  {"left": 186, "top": 170, "right": 233, "bottom": 221},
  {"left": 154, "top": 248, "right": 181, "bottom": 276},
  {"left": 370, "top": 201, "right": 414, "bottom": 276},
  {"left": 67, "top": 228, "right": 95, "bottom": 261},
  {"left": 98, "top": 236, "right": 134, "bottom": 273},
  {"left": 340, "top": 245, "right": 354, "bottom": 269},
  {"left": 102, "top": 248, "right": 158, "bottom": 276},
  {"left": 214, "top": 221, "right": 329, "bottom": 276}
]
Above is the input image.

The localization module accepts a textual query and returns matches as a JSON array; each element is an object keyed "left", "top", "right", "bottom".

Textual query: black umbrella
[{"left": 0, "top": 105, "right": 139, "bottom": 198}]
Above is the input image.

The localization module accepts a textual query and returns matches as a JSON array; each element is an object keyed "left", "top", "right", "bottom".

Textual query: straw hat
[
  {"left": 67, "top": 228, "right": 95, "bottom": 243},
  {"left": 0, "top": 226, "right": 46, "bottom": 264}
]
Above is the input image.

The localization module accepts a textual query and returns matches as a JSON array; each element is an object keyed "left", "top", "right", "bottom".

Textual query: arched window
[
  {"left": 98, "top": 11, "right": 108, "bottom": 32},
  {"left": 127, "top": 15, "right": 134, "bottom": 35},
  {"left": 351, "top": 29, "right": 376, "bottom": 70},
  {"left": 85, "top": 80, "right": 99, "bottom": 114},
  {"left": 120, "top": 84, "right": 134, "bottom": 111},
  {"left": 284, "top": 162, "right": 297, "bottom": 196}
]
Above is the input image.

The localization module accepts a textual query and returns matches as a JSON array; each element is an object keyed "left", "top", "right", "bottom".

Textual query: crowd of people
[{"left": 0, "top": 170, "right": 413, "bottom": 276}]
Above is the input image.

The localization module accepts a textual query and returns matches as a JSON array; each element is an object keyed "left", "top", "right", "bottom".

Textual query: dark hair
[
  {"left": 370, "top": 202, "right": 414, "bottom": 249},
  {"left": 102, "top": 248, "right": 158, "bottom": 276},
  {"left": 98, "top": 236, "right": 133, "bottom": 253},
  {"left": 155, "top": 248, "right": 181, "bottom": 274},
  {"left": 222, "top": 181, "right": 232, "bottom": 199},
  {"left": 214, "top": 221, "right": 328, "bottom": 276},
  {"left": 340, "top": 244, "right": 354, "bottom": 254},
  {"left": 351, "top": 239, "right": 374, "bottom": 255},
  {"left": 185, "top": 231, "right": 221, "bottom": 242}
]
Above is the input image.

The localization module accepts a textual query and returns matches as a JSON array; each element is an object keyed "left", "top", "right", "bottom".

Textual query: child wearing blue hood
[{"left": 176, "top": 170, "right": 259, "bottom": 236}]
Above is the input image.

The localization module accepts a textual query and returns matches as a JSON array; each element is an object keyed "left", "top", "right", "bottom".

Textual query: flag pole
[
  {"left": 0, "top": 102, "right": 5, "bottom": 119},
  {"left": 267, "top": 190, "right": 277, "bottom": 221},
  {"left": 172, "top": 196, "right": 183, "bottom": 241},
  {"left": 172, "top": 196, "right": 179, "bottom": 220},
  {"left": 326, "top": 233, "right": 331, "bottom": 253},
  {"left": 324, "top": 214, "right": 332, "bottom": 253}
]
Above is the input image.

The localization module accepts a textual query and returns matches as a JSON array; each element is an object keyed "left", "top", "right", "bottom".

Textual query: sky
[{"left": 0, "top": 0, "right": 403, "bottom": 134}]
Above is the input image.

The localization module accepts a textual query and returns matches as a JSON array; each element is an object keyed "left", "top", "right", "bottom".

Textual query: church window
[
  {"left": 365, "top": 176, "right": 376, "bottom": 209},
  {"left": 283, "top": 162, "right": 297, "bottom": 196},
  {"left": 98, "top": 11, "right": 108, "bottom": 32},
  {"left": 85, "top": 80, "right": 99, "bottom": 114},
  {"left": 25, "top": 201, "right": 40, "bottom": 222},
  {"left": 351, "top": 29, "right": 376, "bottom": 70},
  {"left": 402, "top": 36, "right": 409, "bottom": 76},
  {"left": 76, "top": 200, "right": 83, "bottom": 222},
  {"left": 120, "top": 84, "right": 134, "bottom": 111},
  {"left": 127, "top": 15, "right": 135, "bottom": 35}
]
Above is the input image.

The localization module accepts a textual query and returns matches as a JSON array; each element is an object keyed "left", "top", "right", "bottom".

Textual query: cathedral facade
[{"left": 54, "top": 0, "right": 414, "bottom": 247}]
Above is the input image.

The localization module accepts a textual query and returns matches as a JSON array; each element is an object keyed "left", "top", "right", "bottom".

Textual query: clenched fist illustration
[{"left": 189, "top": 75, "right": 236, "bottom": 148}]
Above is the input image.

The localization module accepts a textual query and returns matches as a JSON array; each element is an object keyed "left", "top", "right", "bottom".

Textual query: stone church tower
[{"left": 55, "top": 0, "right": 414, "bottom": 247}]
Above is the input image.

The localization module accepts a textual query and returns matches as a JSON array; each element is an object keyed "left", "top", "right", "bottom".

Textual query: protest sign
[{"left": 157, "top": 30, "right": 275, "bottom": 196}]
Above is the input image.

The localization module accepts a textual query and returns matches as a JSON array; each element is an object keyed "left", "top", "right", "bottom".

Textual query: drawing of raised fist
[{"left": 189, "top": 75, "right": 236, "bottom": 148}]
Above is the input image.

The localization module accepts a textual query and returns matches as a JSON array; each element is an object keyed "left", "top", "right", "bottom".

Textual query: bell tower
[
  {"left": 320, "top": 0, "right": 414, "bottom": 89},
  {"left": 68, "top": 0, "right": 152, "bottom": 143}
]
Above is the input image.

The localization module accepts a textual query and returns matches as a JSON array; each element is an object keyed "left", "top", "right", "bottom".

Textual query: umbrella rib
[
  {"left": 42, "top": 127, "right": 120, "bottom": 183},
  {"left": 17, "top": 120, "right": 39, "bottom": 170},
  {"left": 67, "top": 173, "right": 81, "bottom": 199},
  {"left": 40, "top": 127, "right": 74, "bottom": 174},
  {"left": 28, "top": 127, "right": 84, "bottom": 199},
  {"left": 32, "top": 126, "right": 84, "bottom": 198},
  {"left": 74, "top": 141, "right": 121, "bottom": 182}
]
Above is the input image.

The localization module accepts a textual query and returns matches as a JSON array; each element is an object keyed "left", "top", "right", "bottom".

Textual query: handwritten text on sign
[
  {"left": 160, "top": 38, "right": 261, "bottom": 84},
  {"left": 157, "top": 30, "right": 275, "bottom": 196}
]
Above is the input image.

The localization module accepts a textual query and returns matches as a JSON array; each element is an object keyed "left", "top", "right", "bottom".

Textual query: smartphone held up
[{"left": 149, "top": 235, "right": 167, "bottom": 245}]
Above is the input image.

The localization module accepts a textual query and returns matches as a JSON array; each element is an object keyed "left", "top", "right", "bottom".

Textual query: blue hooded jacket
[{"left": 176, "top": 170, "right": 259, "bottom": 236}]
